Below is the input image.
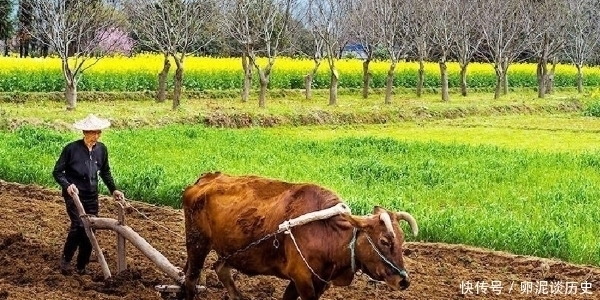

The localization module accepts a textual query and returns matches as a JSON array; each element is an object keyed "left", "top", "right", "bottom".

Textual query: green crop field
[{"left": 1, "top": 93, "right": 600, "bottom": 267}]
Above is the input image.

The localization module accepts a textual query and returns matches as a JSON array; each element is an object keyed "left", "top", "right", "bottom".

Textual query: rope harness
[
  {"left": 220, "top": 203, "right": 351, "bottom": 263},
  {"left": 364, "top": 234, "right": 408, "bottom": 279},
  {"left": 121, "top": 199, "right": 407, "bottom": 283},
  {"left": 119, "top": 197, "right": 185, "bottom": 239},
  {"left": 348, "top": 228, "right": 358, "bottom": 273}
]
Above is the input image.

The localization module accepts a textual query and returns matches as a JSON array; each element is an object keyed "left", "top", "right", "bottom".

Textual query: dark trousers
[{"left": 62, "top": 194, "right": 99, "bottom": 270}]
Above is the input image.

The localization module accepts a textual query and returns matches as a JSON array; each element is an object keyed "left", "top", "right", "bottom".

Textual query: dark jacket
[{"left": 53, "top": 139, "right": 117, "bottom": 199}]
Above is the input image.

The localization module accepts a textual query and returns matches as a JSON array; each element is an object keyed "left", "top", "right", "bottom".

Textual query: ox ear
[
  {"left": 340, "top": 213, "right": 371, "bottom": 229},
  {"left": 372, "top": 206, "right": 387, "bottom": 215}
]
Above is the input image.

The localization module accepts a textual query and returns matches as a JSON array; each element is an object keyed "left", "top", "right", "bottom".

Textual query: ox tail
[{"left": 396, "top": 212, "right": 418, "bottom": 237}]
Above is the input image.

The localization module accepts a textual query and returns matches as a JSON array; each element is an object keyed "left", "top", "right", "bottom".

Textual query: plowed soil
[{"left": 1, "top": 180, "right": 599, "bottom": 300}]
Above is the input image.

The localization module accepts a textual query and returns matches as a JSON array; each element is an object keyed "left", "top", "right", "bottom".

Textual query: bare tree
[
  {"left": 27, "top": 0, "right": 125, "bottom": 110},
  {"left": 301, "top": 22, "right": 324, "bottom": 100},
  {"left": 406, "top": 0, "right": 431, "bottom": 98},
  {"left": 449, "top": 0, "right": 482, "bottom": 97},
  {"left": 124, "top": 1, "right": 168, "bottom": 103},
  {"left": 427, "top": 0, "right": 455, "bottom": 102},
  {"left": 477, "top": 0, "right": 535, "bottom": 99},
  {"left": 240, "top": 48, "right": 253, "bottom": 102},
  {"left": 125, "top": 0, "right": 217, "bottom": 110},
  {"left": 530, "top": 0, "right": 569, "bottom": 98},
  {"left": 347, "top": 0, "right": 378, "bottom": 99},
  {"left": 220, "top": 0, "right": 256, "bottom": 103},
  {"left": 0, "top": 0, "right": 15, "bottom": 56},
  {"left": 309, "top": 0, "right": 351, "bottom": 106},
  {"left": 17, "top": 0, "right": 32, "bottom": 58},
  {"left": 368, "top": 0, "right": 409, "bottom": 104},
  {"left": 563, "top": 0, "right": 600, "bottom": 93},
  {"left": 220, "top": 0, "right": 300, "bottom": 108}
]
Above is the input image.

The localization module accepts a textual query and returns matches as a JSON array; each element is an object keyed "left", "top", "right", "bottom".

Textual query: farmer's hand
[
  {"left": 67, "top": 184, "right": 79, "bottom": 196},
  {"left": 113, "top": 190, "right": 132, "bottom": 212},
  {"left": 112, "top": 190, "right": 125, "bottom": 201}
]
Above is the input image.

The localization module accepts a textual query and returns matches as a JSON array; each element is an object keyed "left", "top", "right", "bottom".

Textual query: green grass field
[
  {"left": 1, "top": 91, "right": 600, "bottom": 266},
  {"left": 0, "top": 88, "right": 590, "bottom": 128}
]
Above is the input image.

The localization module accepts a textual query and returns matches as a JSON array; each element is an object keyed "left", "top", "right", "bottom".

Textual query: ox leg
[
  {"left": 288, "top": 277, "right": 330, "bottom": 300},
  {"left": 282, "top": 282, "right": 299, "bottom": 300},
  {"left": 184, "top": 240, "right": 210, "bottom": 300},
  {"left": 214, "top": 260, "right": 246, "bottom": 300}
]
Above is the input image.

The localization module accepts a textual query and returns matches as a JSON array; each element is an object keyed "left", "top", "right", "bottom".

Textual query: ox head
[{"left": 341, "top": 206, "right": 418, "bottom": 290}]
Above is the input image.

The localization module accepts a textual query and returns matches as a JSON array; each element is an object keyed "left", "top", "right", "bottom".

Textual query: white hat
[{"left": 73, "top": 114, "right": 111, "bottom": 131}]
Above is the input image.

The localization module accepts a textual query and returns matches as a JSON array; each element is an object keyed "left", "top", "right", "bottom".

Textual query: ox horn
[
  {"left": 379, "top": 212, "right": 396, "bottom": 238},
  {"left": 397, "top": 212, "right": 418, "bottom": 237}
]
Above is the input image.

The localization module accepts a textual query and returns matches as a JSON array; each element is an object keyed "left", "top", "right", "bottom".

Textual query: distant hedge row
[{"left": 2, "top": 54, "right": 600, "bottom": 92}]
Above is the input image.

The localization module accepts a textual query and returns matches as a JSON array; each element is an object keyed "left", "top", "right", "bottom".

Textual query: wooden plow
[{"left": 70, "top": 193, "right": 204, "bottom": 299}]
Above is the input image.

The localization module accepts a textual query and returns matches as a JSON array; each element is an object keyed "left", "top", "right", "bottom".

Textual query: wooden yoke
[
  {"left": 70, "top": 193, "right": 112, "bottom": 279},
  {"left": 278, "top": 202, "right": 352, "bottom": 232}
]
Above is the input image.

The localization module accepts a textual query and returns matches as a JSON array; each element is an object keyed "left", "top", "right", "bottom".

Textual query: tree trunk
[
  {"left": 329, "top": 68, "right": 339, "bottom": 106},
  {"left": 459, "top": 62, "right": 468, "bottom": 97},
  {"left": 19, "top": 42, "right": 24, "bottom": 58},
  {"left": 494, "top": 63, "right": 502, "bottom": 100},
  {"left": 362, "top": 59, "right": 371, "bottom": 99},
  {"left": 417, "top": 58, "right": 425, "bottom": 98},
  {"left": 304, "top": 74, "right": 313, "bottom": 100},
  {"left": 546, "top": 57, "right": 557, "bottom": 95},
  {"left": 501, "top": 59, "right": 509, "bottom": 95},
  {"left": 156, "top": 53, "right": 170, "bottom": 103},
  {"left": 258, "top": 70, "right": 268, "bottom": 108},
  {"left": 3, "top": 38, "right": 8, "bottom": 56},
  {"left": 241, "top": 52, "right": 252, "bottom": 102},
  {"left": 304, "top": 59, "right": 321, "bottom": 100},
  {"left": 62, "top": 60, "right": 77, "bottom": 110},
  {"left": 536, "top": 59, "right": 547, "bottom": 99},
  {"left": 41, "top": 45, "right": 49, "bottom": 58},
  {"left": 68, "top": 41, "right": 76, "bottom": 57},
  {"left": 172, "top": 58, "right": 184, "bottom": 110},
  {"left": 439, "top": 59, "right": 449, "bottom": 102},
  {"left": 384, "top": 62, "right": 396, "bottom": 104},
  {"left": 65, "top": 81, "right": 77, "bottom": 111},
  {"left": 576, "top": 64, "right": 583, "bottom": 93}
]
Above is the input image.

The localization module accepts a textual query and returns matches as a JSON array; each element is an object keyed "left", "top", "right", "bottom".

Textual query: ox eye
[{"left": 380, "top": 238, "right": 391, "bottom": 247}]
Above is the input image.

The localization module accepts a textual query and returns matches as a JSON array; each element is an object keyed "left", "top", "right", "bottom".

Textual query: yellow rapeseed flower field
[{"left": 1, "top": 54, "right": 598, "bottom": 92}]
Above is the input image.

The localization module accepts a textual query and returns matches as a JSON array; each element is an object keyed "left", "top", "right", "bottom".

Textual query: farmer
[{"left": 52, "top": 114, "right": 125, "bottom": 275}]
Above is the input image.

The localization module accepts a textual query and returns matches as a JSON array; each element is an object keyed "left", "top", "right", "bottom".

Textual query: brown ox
[{"left": 182, "top": 172, "right": 418, "bottom": 300}]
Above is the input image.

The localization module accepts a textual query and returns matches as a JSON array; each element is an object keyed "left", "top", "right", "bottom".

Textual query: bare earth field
[{"left": 1, "top": 180, "right": 599, "bottom": 300}]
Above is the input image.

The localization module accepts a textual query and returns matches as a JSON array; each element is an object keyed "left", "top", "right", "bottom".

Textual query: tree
[
  {"left": 530, "top": 0, "right": 569, "bottom": 98},
  {"left": 125, "top": 0, "right": 218, "bottom": 109},
  {"left": 309, "top": 0, "right": 351, "bottom": 106},
  {"left": 427, "top": 0, "right": 455, "bottom": 102},
  {"left": 348, "top": 0, "right": 378, "bottom": 99},
  {"left": 220, "top": 0, "right": 301, "bottom": 108},
  {"left": 405, "top": 0, "right": 431, "bottom": 98},
  {"left": 563, "top": 0, "right": 600, "bottom": 93},
  {"left": 17, "top": 0, "right": 32, "bottom": 58},
  {"left": 26, "top": 0, "right": 126, "bottom": 110},
  {"left": 449, "top": 0, "right": 482, "bottom": 97},
  {"left": 477, "top": 0, "right": 535, "bottom": 99},
  {"left": 300, "top": 20, "right": 324, "bottom": 100},
  {"left": 0, "top": 0, "right": 15, "bottom": 56},
  {"left": 368, "top": 0, "right": 409, "bottom": 104}
]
